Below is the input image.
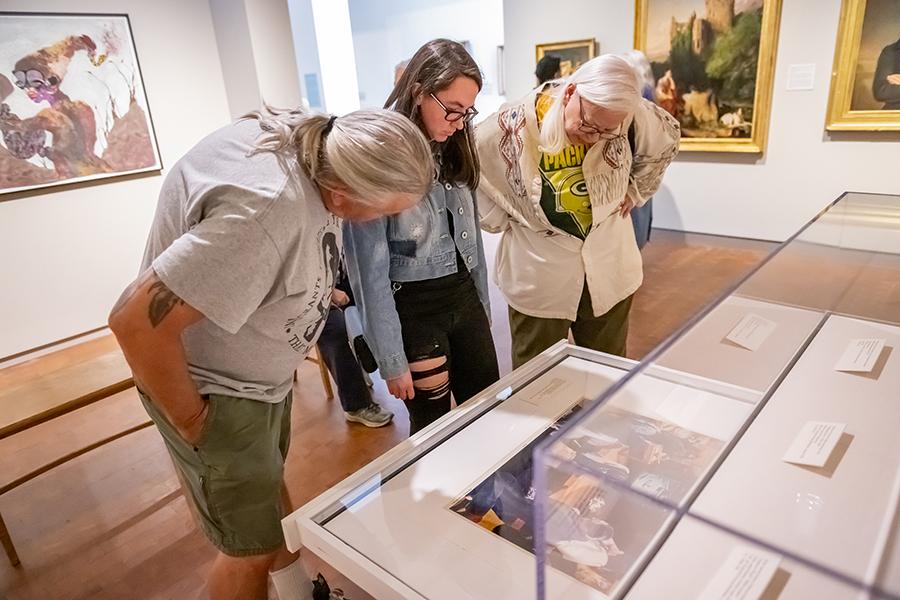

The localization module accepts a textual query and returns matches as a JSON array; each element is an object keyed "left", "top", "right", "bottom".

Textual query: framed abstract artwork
[
  {"left": 635, "top": 0, "right": 783, "bottom": 153},
  {"left": 0, "top": 12, "right": 161, "bottom": 195},
  {"left": 535, "top": 38, "right": 597, "bottom": 78},
  {"left": 826, "top": 0, "right": 900, "bottom": 131}
]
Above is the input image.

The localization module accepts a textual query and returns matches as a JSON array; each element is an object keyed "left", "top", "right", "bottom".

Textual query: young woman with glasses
[
  {"left": 343, "top": 39, "right": 499, "bottom": 435},
  {"left": 476, "top": 54, "right": 681, "bottom": 369}
]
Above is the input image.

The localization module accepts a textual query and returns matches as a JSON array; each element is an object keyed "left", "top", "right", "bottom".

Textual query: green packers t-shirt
[{"left": 536, "top": 89, "right": 591, "bottom": 239}]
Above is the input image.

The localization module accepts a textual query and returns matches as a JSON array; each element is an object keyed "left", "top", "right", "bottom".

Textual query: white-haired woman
[
  {"left": 110, "top": 106, "right": 433, "bottom": 600},
  {"left": 476, "top": 54, "right": 680, "bottom": 368}
]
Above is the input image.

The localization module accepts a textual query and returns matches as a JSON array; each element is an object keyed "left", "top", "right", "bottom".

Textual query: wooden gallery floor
[{"left": 0, "top": 230, "right": 773, "bottom": 600}]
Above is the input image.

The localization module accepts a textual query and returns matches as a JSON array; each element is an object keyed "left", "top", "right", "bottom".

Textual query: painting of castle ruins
[
  {"left": 635, "top": 0, "right": 782, "bottom": 152},
  {"left": 0, "top": 13, "right": 161, "bottom": 195}
]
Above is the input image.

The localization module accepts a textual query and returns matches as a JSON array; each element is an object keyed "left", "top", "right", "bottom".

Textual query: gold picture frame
[
  {"left": 826, "top": 0, "right": 900, "bottom": 131},
  {"left": 535, "top": 38, "right": 597, "bottom": 78},
  {"left": 635, "top": 0, "right": 783, "bottom": 153}
]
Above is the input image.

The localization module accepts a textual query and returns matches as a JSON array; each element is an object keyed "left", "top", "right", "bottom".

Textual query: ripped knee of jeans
[{"left": 409, "top": 355, "right": 450, "bottom": 401}]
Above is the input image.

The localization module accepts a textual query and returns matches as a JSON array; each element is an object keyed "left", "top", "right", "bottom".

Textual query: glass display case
[
  {"left": 535, "top": 191, "right": 900, "bottom": 600},
  {"left": 281, "top": 192, "right": 900, "bottom": 600},
  {"left": 282, "top": 343, "right": 648, "bottom": 599}
]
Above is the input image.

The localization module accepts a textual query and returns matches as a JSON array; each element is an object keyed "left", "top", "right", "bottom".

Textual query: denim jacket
[{"left": 343, "top": 180, "right": 491, "bottom": 380}]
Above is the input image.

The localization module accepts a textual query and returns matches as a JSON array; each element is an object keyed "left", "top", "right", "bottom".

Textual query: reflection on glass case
[
  {"left": 282, "top": 192, "right": 900, "bottom": 600},
  {"left": 536, "top": 192, "right": 900, "bottom": 600},
  {"left": 283, "top": 345, "right": 646, "bottom": 600}
]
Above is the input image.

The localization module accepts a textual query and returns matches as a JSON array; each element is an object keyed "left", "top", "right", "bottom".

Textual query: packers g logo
[{"left": 541, "top": 169, "right": 592, "bottom": 237}]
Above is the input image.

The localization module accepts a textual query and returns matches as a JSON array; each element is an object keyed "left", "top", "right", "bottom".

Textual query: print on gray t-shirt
[{"left": 141, "top": 119, "right": 341, "bottom": 403}]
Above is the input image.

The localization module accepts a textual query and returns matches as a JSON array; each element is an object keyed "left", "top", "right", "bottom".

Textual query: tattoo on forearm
[{"left": 148, "top": 280, "right": 185, "bottom": 327}]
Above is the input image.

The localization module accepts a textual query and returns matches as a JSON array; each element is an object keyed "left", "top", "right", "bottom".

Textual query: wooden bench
[
  {"left": 0, "top": 335, "right": 143, "bottom": 566},
  {"left": 0, "top": 334, "right": 333, "bottom": 567}
]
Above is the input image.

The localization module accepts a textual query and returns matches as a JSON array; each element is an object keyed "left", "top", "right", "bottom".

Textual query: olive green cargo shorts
[{"left": 139, "top": 390, "right": 292, "bottom": 557}]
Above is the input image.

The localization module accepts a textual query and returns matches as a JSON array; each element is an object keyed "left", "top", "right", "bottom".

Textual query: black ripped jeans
[{"left": 393, "top": 267, "right": 499, "bottom": 434}]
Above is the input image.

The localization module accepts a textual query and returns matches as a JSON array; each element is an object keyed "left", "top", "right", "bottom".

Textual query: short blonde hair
[
  {"left": 539, "top": 54, "right": 641, "bottom": 155},
  {"left": 247, "top": 107, "right": 434, "bottom": 208}
]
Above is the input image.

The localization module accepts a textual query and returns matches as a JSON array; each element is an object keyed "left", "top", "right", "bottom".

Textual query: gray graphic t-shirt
[{"left": 141, "top": 119, "right": 341, "bottom": 403}]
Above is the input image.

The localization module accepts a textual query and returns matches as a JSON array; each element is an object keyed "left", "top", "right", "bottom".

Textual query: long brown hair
[{"left": 385, "top": 39, "right": 482, "bottom": 189}]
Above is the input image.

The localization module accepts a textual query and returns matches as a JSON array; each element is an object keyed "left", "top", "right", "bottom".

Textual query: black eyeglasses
[
  {"left": 430, "top": 93, "right": 478, "bottom": 124},
  {"left": 578, "top": 94, "right": 622, "bottom": 139}
]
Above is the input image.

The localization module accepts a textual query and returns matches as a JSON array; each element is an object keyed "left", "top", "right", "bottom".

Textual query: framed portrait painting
[
  {"left": 535, "top": 38, "right": 597, "bottom": 79},
  {"left": 0, "top": 12, "right": 161, "bottom": 196},
  {"left": 826, "top": 0, "right": 900, "bottom": 131},
  {"left": 635, "top": 0, "right": 783, "bottom": 153}
]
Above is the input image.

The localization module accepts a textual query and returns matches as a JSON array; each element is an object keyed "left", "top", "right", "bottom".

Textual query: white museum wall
[
  {"left": 209, "top": 0, "right": 262, "bottom": 119},
  {"left": 211, "top": 0, "right": 303, "bottom": 119},
  {"left": 348, "top": 0, "right": 506, "bottom": 118},
  {"left": 287, "top": 0, "right": 324, "bottom": 110},
  {"left": 310, "top": 0, "right": 360, "bottom": 115},
  {"left": 288, "top": 0, "right": 361, "bottom": 114},
  {"left": 243, "top": 0, "right": 303, "bottom": 111},
  {"left": 502, "top": 0, "right": 900, "bottom": 241},
  {"left": 502, "top": 0, "right": 635, "bottom": 102},
  {"left": 0, "top": 0, "right": 233, "bottom": 358}
]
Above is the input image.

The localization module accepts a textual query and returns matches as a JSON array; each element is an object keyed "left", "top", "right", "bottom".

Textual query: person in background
[
  {"left": 109, "top": 106, "right": 433, "bottom": 600},
  {"left": 476, "top": 54, "right": 680, "bottom": 369},
  {"left": 394, "top": 59, "right": 410, "bottom": 86},
  {"left": 317, "top": 265, "right": 393, "bottom": 427},
  {"left": 536, "top": 54, "right": 562, "bottom": 86},
  {"left": 344, "top": 39, "right": 499, "bottom": 435},
  {"left": 620, "top": 50, "right": 657, "bottom": 250}
]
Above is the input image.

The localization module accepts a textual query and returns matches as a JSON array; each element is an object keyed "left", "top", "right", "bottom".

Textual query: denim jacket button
[
  {"left": 458, "top": 207, "right": 464, "bottom": 215},
  {"left": 461, "top": 231, "right": 469, "bottom": 240},
  {"left": 444, "top": 183, "right": 453, "bottom": 191},
  {"left": 466, "top": 255, "right": 474, "bottom": 264}
]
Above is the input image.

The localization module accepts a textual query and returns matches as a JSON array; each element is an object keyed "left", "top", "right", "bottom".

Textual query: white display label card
[
  {"left": 782, "top": 421, "right": 846, "bottom": 467},
  {"left": 725, "top": 314, "right": 777, "bottom": 351},
  {"left": 786, "top": 64, "right": 816, "bottom": 90},
  {"left": 698, "top": 546, "right": 782, "bottom": 600},
  {"left": 834, "top": 338, "right": 886, "bottom": 373}
]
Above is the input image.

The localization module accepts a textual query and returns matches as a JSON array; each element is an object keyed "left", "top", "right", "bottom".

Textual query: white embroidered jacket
[{"left": 476, "top": 94, "right": 679, "bottom": 321}]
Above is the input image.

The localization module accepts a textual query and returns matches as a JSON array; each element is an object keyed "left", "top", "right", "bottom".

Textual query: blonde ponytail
[{"left": 247, "top": 106, "right": 434, "bottom": 207}]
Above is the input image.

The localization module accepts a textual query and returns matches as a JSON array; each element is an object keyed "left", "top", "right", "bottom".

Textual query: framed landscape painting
[
  {"left": 0, "top": 12, "right": 161, "bottom": 195},
  {"left": 536, "top": 38, "right": 597, "bottom": 78},
  {"left": 826, "top": 0, "right": 900, "bottom": 131},
  {"left": 635, "top": 0, "right": 783, "bottom": 153}
]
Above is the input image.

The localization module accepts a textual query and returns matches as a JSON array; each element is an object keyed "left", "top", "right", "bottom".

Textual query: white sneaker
[{"left": 344, "top": 403, "right": 393, "bottom": 428}]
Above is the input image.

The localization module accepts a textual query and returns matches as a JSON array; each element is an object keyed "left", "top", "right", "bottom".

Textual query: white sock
[{"left": 269, "top": 558, "right": 314, "bottom": 600}]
